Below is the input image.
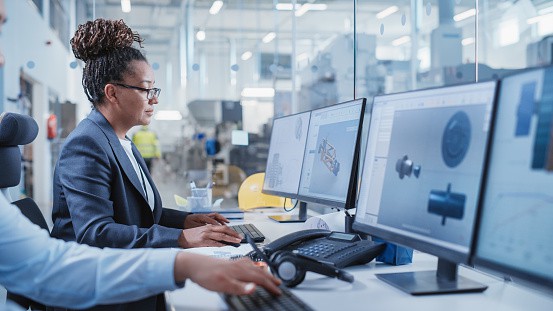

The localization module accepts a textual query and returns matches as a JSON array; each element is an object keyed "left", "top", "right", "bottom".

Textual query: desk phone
[{"left": 254, "top": 229, "right": 385, "bottom": 269}]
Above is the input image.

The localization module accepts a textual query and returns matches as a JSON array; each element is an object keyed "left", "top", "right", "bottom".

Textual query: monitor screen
[
  {"left": 263, "top": 111, "right": 311, "bottom": 198},
  {"left": 474, "top": 67, "right": 553, "bottom": 293},
  {"left": 297, "top": 98, "right": 366, "bottom": 207},
  {"left": 353, "top": 81, "right": 497, "bottom": 295}
]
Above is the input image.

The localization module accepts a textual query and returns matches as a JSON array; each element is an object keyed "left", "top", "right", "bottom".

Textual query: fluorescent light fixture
[
  {"left": 392, "top": 35, "right": 411, "bottom": 46},
  {"left": 121, "top": 0, "right": 131, "bottom": 13},
  {"left": 295, "top": 4, "right": 327, "bottom": 17},
  {"left": 241, "top": 51, "right": 252, "bottom": 61},
  {"left": 241, "top": 87, "right": 275, "bottom": 98},
  {"left": 154, "top": 110, "right": 183, "bottom": 121},
  {"left": 196, "top": 30, "right": 206, "bottom": 41},
  {"left": 376, "top": 6, "right": 399, "bottom": 19},
  {"left": 462, "top": 37, "right": 475, "bottom": 46},
  {"left": 276, "top": 3, "right": 300, "bottom": 10},
  {"left": 262, "top": 32, "right": 276, "bottom": 43},
  {"left": 527, "top": 12, "right": 553, "bottom": 24},
  {"left": 231, "top": 130, "right": 249, "bottom": 146},
  {"left": 454, "top": 8, "right": 476, "bottom": 22},
  {"left": 209, "top": 0, "right": 223, "bottom": 15}
]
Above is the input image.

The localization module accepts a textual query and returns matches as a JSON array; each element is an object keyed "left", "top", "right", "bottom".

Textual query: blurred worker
[
  {"left": 0, "top": 1, "right": 280, "bottom": 310},
  {"left": 132, "top": 125, "right": 161, "bottom": 172}
]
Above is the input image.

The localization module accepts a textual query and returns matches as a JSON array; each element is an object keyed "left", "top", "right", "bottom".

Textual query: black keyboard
[
  {"left": 222, "top": 285, "right": 314, "bottom": 311},
  {"left": 230, "top": 223, "right": 265, "bottom": 243}
]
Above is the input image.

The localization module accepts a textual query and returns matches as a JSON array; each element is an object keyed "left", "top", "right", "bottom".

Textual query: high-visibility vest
[{"left": 132, "top": 129, "right": 161, "bottom": 159}]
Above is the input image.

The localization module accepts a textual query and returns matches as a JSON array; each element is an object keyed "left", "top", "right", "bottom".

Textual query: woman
[{"left": 50, "top": 19, "right": 243, "bottom": 310}]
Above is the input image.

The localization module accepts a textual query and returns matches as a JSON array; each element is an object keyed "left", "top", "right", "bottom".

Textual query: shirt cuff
[{"left": 146, "top": 248, "right": 186, "bottom": 290}]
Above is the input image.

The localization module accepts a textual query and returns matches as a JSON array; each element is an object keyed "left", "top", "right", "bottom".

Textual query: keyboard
[
  {"left": 222, "top": 285, "right": 314, "bottom": 311},
  {"left": 230, "top": 223, "right": 265, "bottom": 243}
]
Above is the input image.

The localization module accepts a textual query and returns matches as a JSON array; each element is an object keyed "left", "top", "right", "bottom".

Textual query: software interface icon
[
  {"left": 474, "top": 67, "right": 553, "bottom": 293},
  {"left": 354, "top": 81, "right": 498, "bottom": 294},
  {"left": 297, "top": 99, "right": 365, "bottom": 206},
  {"left": 263, "top": 111, "right": 311, "bottom": 198}
]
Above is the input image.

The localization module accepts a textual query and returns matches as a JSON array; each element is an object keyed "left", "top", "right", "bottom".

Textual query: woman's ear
[{"left": 104, "top": 83, "right": 118, "bottom": 104}]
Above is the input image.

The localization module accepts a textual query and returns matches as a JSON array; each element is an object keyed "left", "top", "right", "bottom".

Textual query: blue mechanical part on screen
[
  {"left": 427, "top": 183, "right": 466, "bottom": 226},
  {"left": 442, "top": 111, "right": 471, "bottom": 168},
  {"left": 395, "top": 155, "right": 421, "bottom": 179},
  {"left": 318, "top": 137, "right": 340, "bottom": 176}
]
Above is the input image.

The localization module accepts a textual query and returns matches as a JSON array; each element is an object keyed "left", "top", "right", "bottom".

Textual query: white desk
[{"left": 165, "top": 211, "right": 553, "bottom": 311}]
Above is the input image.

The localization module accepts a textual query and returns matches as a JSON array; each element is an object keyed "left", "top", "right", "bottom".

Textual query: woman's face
[{"left": 115, "top": 60, "right": 158, "bottom": 127}]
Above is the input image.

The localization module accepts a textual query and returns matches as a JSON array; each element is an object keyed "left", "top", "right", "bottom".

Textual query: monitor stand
[
  {"left": 375, "top": 258, "right": 488, "bottom": 295},
  {"left": 269, "top": 201, "right": 307, "bottom": 223}
]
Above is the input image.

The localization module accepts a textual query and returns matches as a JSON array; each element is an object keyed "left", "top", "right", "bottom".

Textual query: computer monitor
[
  {"left": 473, "top": 66, "right": 553, "bottom": 294},
  {"left": 263, "top": 111, "right": 311, "bottom": 198},
  {"left": 297, "top": 98, "right": 367, "bottom": 209},
  {"left": 353, "top": 81, "right": 498, "bottom": 295}
]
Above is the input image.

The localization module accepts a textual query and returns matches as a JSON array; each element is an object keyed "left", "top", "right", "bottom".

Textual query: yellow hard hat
[{"left": 238, "top": 173, "right": 291, "bottom": 210}]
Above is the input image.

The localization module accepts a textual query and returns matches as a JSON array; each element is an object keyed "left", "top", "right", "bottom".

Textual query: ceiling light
[
  {"left": 461, "top": 37, "right": 475, "bottom": 46},
  {"left": 121, "top": 0, "right": 131, "bottom": 13},
  {"left": 241, "top": 51, "right": 252, "bottom": 61},
  {"left": 276, "top": 3, "right": 300, "bottom": 11},
  {"left": 154, "top": 110, "right": 183, "bottom": 121},
  {"left": 454, "top": 8, "right": 476, "bottom": 22},
  {"left": 376, "top": 6, "right": 399, "bottom": 19},
  {"left": 196, "top": 30, "right": 206, "bottom": 41},
  {"left": 392, "top": 35, "right": 411, "bottom": 46},
  {"left": 262, "top": 32, "right": 276, "bottom": 43},
  {"left": 241, "top": 88, "right": 275, "bottom": 98},
  {"left": 209, "top": 1, "right": 223, "bottom": 15}
]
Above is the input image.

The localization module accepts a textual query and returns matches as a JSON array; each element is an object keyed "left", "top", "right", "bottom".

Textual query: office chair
[{"left": 0, "top": 112, "right": 47, "bottom": 310}]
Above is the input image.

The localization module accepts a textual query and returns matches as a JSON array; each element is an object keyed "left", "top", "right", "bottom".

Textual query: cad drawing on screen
[
  {"left": 318, "top": 137, "right": 340, "bottom": 176},
  {"left": 395, "top": 155, "right": 421, "bottom": 179},
  {"left": 427, "top": 183, "right": 466, "bottom": 226},
  {"left": 267, "top": 153, "right": 284, "bottom": 188},
  {"left": 442, "top": 111, "right": 471, "bottom": 168}
]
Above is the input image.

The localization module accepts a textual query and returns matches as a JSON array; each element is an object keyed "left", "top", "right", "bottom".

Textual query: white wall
[{"left": 2, "top": 0, "right": 85, "bottom": 223}]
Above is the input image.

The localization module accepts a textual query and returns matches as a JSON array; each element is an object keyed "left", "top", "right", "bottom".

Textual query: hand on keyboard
[
  {"left": 178, "top": 224, "right": 242, "bottom": 248},
  {"left": 174, "top": 252, "right": 282, "bottom": 296}
]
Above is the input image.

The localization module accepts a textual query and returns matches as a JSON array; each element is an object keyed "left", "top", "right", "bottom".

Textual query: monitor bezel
[
  {"left": 471, "top": 66, "right": 553, "bottom": 293},
  {"left": 352, "top": 81, "right": 499, "bottom": 266},
  {"left": 295, "top": 98, "right": 367, "bottom": 208},
  {"left": 261, "top": 110, "right": 312, "bottom": 199}
]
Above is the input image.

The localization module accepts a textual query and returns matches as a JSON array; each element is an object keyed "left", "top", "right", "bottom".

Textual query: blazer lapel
[
  {"left": 87, "top": 110, "right": 148, "bottom": 203},
  {"left": 131, "top": 142, "right": 163, "bottom": 221}
]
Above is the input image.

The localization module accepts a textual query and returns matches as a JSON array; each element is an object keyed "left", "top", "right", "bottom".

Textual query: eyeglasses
[{"left": 113, "top": 83, "right": 161, "bottom": 100}]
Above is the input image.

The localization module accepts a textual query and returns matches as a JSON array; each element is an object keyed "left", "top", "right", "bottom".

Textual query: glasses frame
[{"left": 112, "top": 83, "right": 161, "bottom": 100}]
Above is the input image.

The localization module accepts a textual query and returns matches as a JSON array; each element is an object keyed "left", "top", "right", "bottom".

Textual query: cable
[{"left": 284, "top": 198, "right": 298, "bottom": 212}]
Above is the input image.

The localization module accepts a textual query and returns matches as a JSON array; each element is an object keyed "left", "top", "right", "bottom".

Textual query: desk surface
[{"left": 165, "top": 210, "right": 553, "bottom": 311}]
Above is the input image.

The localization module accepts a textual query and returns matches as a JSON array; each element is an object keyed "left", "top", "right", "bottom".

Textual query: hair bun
[{"left": 70, "top": 19, "right": 143, "bottom": 62}]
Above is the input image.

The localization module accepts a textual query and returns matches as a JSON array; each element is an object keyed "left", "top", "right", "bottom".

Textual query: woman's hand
[
  {"left": 178, "top": 224, "right": 242, "bottom": 248},
  {"left": 174, "top": 253, "right": 282, "bottom": 295},
  {"left": 184, "top": 213, "right": 229, "bottom": 228}
]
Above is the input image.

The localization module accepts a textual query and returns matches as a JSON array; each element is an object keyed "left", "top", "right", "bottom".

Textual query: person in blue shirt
[{"left": 0, "top": 192, "right": 281, "bottom": 311}]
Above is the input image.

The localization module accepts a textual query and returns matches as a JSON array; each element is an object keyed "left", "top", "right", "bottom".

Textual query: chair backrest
[
  {"left": 0, "top": 112, "right": 47, "bottom": 310},
  {"left": 237, "top": 173, "right": 287, "bottom": 210}
]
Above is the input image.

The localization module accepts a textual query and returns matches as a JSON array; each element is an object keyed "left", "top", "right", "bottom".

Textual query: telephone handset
[{"left": 251, "top": 229, "right": 386, "bottom": 269}]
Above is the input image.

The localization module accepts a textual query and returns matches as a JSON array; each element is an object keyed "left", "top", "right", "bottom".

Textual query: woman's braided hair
[{"left": 71, "top": 19, "right": 146, "bottom": 106}]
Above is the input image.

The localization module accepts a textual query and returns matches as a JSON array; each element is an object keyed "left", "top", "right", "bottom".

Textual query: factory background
[{"left": 1, "top": 0, "right": 552, "bottom": 227}]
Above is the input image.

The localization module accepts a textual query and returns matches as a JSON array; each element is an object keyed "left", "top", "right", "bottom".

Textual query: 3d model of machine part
[
  {"left": 318, "top": 137, "right": 340, "bottom": 176},
  {"left": 427, "top": 183, "right": 466, "bottom": 226},
  {"left": 395, "top": 155, "right": 421, "bottom": 179},
  {"left": 442, "top": 111, "right": 471, "bottom": 168}
]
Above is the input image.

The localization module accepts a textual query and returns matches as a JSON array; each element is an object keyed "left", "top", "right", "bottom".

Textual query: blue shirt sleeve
[{"left": 0, "top": 193, "right": 184, "bottom": 309}]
